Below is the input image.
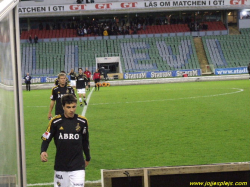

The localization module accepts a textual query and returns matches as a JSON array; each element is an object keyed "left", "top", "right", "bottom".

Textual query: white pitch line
[
  {"left": 81, "top": 87, "right": 94, "bottom": 117},
  {"left": 27, "top": 183, "right": 53, "bottom": 186},
  {"left": 89, "top": 88, "right": 244, "bottom": 106},
  {"left": 24, "top": 88, "right": 244, "bottom": 107},
  {"left": 25, "top": 106, "right": 47, "bottom": 107},
  {"left": 27, "top": 180, "right": 101, "bottom": 186},
  {"left": 25, "top": 88, "right": 95, "bottom": 108}
]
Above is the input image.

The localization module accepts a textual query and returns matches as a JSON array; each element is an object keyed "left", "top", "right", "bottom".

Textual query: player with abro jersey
[{"left": 41, "top": 94, "right": 91, "bottom": 187}]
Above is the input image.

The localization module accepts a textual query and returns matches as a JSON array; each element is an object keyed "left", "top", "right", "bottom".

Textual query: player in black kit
[
  {"left": 68, "top": 68, "right": 77, "bottom": 88},
  {"left": 54, "top": 71, "right": 69, "bottom": 86},
  {"left": 48, "top": 73, "right": 75, "bottom": 120},
  {"left": 41, "top": 94, "right": 90, "bottom": 187},
  {"left": 76, "top": 68, "right": 88, "bottom": 106}
]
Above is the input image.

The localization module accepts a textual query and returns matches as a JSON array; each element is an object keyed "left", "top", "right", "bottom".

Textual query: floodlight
[{"left": 242, "top": 11, "right": 247, "bottom": 16}]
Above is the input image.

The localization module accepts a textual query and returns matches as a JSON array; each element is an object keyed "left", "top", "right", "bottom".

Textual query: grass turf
[{"left": 23, "top": 80, "right": 250, "bottom": 184}]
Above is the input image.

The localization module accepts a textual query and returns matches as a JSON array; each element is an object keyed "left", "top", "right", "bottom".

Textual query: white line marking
[
  {"left": 81, "top": 87, "right": 94, "bottom": 116},
  {"left": 25, "top": 106, "right": 47, "bottom": 107},
  {"left": 25, "top": 88, "right": 95, "bottom": 108},
  {"left": 90, "top": 88, "right": 244, "bottom": 106},
  {"left": 25, "top": 88, "right": 244, "bottom": 107},
  {"left": 27, "top": 180, "right": 101, "bottom": 186}
]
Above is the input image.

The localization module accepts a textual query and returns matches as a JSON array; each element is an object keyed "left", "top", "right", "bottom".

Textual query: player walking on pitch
[
  {"left": 76, "top": 68, "right": 88, "bottom": 106},
  {"left": 41, "top": 94, "right": 91, "bottom": 187},
  {"left": 68, "top": 68, "right": 77, "bottom": 88},
  {"left": 48, "top": 73, "right": 75, "bottom": 120}
]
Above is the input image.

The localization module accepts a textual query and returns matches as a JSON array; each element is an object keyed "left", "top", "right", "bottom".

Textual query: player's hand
[
  {"left": 48, "top": 113, "right": 52, "bottom": 120},
  {"left": 41, "top": 152, "right": 48, "bottom": 162},
  {"left": 85, "top": 161, "right": 89, "bottom": 167}
]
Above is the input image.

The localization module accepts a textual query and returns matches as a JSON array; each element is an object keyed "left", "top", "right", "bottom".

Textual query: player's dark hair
[
  {"left": 78, "top": 67, "right": 83, "bottom": 71},
  {"left": 61, "top": 94, "right": 77, "bottom": 106}
]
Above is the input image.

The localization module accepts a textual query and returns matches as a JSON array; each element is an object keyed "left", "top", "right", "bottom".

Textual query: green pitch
[{"left": 23, "top": 80, "right": 250, "bottom": 185}]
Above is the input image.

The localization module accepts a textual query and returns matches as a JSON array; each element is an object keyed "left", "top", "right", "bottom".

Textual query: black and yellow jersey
[
  {"left": 69, "top": 72, "right": 77, "bottom": 80},
  {"left": 76, "top": 74, "right": 87, "bottom": 89},
  {"left": 50, "top": 85, "right": 75, "bottom": 115},
  {"left": 41, "top": 114, "right": 90, "bottom": 171}
]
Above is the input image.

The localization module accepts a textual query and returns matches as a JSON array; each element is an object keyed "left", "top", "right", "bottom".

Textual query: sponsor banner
[
  {"left": 21, "top": 69, "right": 201, "bottom": 83},
  {"left": 19, "top": 0, "right": 250, "bottom": 14},
  {"left": 22, "top": 75, "right": 58, "bottom": 84},
  {"left": 124, "top": 69, "right": 201, "bottom": 79},
  {"left": 215, "top": 67, "right": 248, "bottom": 75}
]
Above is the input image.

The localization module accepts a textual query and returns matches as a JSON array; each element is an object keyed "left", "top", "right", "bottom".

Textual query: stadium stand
[
  {"left": 20, "top": 21, "right": 227, "bottom": 40},
  {"left": 20, "top": 35, "right": 201, "bottom": 76},
  {"left": 202, "top": 28, "right": 250, "bottom": 69},
  {"left": 20, "top": 21, "right": 236, "bottom": 77}
]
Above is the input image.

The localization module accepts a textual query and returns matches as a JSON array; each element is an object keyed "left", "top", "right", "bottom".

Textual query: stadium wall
[{"left": 21, "top": 74, "right": 249, "bottom": 90}]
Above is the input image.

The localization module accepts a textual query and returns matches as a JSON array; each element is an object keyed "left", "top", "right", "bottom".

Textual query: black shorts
[
  {"left": 94, "top": 79, "right": 100, "bottom": 84},
  {"left": 86, "top": 78, "right": 90, "bottom": 82}
]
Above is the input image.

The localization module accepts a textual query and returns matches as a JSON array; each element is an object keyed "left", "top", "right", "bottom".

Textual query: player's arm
[
  {"left": 48, "top": 88, "right": 56, "bottom": 120},
  {"left": 41, "top": 152, "right": 48, "bottom": 162},
  {"left": 40, "top": 120, "right": 55, "bottom": 162},
  {"left": 82, "top": 122, "right": 91, "bottom": 163},
  {"left": 48, "top": 100, "right": 55, "bottom": 120}
]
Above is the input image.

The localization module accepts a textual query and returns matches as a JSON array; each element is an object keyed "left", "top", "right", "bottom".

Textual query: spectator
[
  {"left": 103, "top": 29, "right": 108, "bottom": 36},
  {"left": 84, "top": 28, "right": 87, "bottom": 35},
  {"left": 137, "top": 23, "right": 141, "bottom": 30},
  {"left": 34, "top": 35, "right": 38, "bottom": 44},
  {"left": 24, "top": 72, "right": 32, "bottom": 91},
  {"left": 28, "top": 35, "right": 32, "bottom": 43}
]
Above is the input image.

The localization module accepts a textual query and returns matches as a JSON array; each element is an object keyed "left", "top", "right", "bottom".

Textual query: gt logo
[
  {"left": 121, "top": 2, "right": 137, "bottom": 8},
  {"left": 69, "top": 5, "right": 86, "bottom": 10},
  {"left": 95, "top": 3, "right": 112, "bottom": 9},
  {"left": 230, "top": 0, "right": 247, "bottom": 5}
]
